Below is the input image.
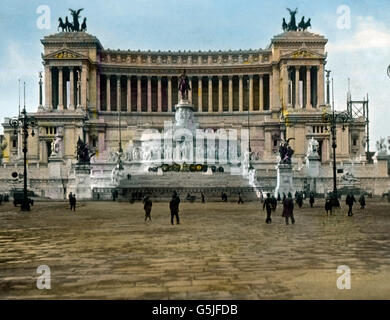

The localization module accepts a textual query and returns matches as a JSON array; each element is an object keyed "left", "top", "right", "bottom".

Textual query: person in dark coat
[
  {"left": 359, "top": 194, "right": 366, "bottom": 209},
  {"left": 263, "top": 193, "right": 273, "bottom": 224},
  {"left": 271, "top": 195, "right": 277, "bottom": 211},
  {"left": 346, "top": 193, "right": 356, "bottom": 216},
  {"left": 170, "top": 192, "right": 180, "bottom": 225},
  {"left": 325, "top": 198, "right": 332, "bottom": 215},
  {"left": 282, "top": 194, "right": 295, "bottom": 225},
  {"left": 70, "top": 194, "right": 76, "bottom": 211},
  {"left": 201, "top": 192, "right": 205, "bottom": 203},
  {"left": 309, "top": 193, "right": 315, "bottom": 208},
  {"left": 282, "top": 193, "right": 286, "bottom": 202},
  {"left": 144, "top": 196, "right": 152, "bottom": 222},
  {"left": 237, "top": 192, "right": 244, "bottom": 204},
  {"left": 68, "top": 192, "right": 73, "bottom": 210}
]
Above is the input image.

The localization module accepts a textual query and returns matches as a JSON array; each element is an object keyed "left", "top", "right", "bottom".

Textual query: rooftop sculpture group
[
  {"left": 58, "top": 9, "right": 87, "bottom": 32},
  {"left": 282, "top": 8, "right": 311, "bottom": 32}
]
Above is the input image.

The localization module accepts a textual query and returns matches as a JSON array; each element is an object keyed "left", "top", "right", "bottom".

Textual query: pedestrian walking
[
  {"left": 144, "top": 196, "right": 152, "bottom": 222},
  {"left": 282, "top": 194, "right": 295, "bottom": 225},
  {"left": 271, "top": 195, "right": 277, "bottom": 211},
  {"left": 346, "top": 193, "right": 356, "bottom": 216},
  {"left": 309, "top": 193, "right": 315, "bottom": 208},
  {"left": 325, "top": 198, "right": 332, "bottom": 215},
  {"left": 68, "top": 192, "right": 73, "bottom": 210},
  {"left": 201, "top": 192, "right": 205, "bottom": 203},
  {"left": 237, "top": 192, "right": 244, "bottom": 204},
  {"left": 170, "top": 192, "right": 180, "bottom": 225},
  {"left": 263, "top": 193, "right": 273, "bottom": 224},
  {"left": 359, "top": 194, "right": 366, "bottom": 209},
  {"left": 70, "top": 194, "right": 76, "bottom": 211}
]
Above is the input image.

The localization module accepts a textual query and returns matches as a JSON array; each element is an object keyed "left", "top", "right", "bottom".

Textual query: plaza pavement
[{"left": 0, "top": 198, "right": 389, "bottom": 299}]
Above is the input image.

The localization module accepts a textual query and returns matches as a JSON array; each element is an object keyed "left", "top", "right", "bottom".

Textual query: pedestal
[
  {"left": 275, "top": 163, "right": 294, "bottom": 197},
  {"left": 306, "top": 155, "right": 321, "bottom": 193},
  {"left": 73, "top": 164, "right": 92, "bottom": 200},
  {"left": 47, "top": 157, "right": 65, "bottom": 199}
]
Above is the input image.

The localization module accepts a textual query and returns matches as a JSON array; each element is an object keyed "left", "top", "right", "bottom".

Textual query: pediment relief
[
  {"left": 282, "top": 48, "right": 324, "bottom": 60},
  {"left": 44, "top": 49, "right": 85, "bottom": 60}
]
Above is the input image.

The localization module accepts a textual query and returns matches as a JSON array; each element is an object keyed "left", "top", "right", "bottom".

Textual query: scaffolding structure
[{"left": 346, "top": 88, "right": 371, "bottom": 161}]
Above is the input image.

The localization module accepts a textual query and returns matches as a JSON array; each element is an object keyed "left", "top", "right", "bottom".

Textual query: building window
[
  {"left": 12, "top": 139, "right": 17, "bottom": 148},
  {"left": 273, "top": 139, "right": 278, "bottom": 147},
  {"left": 353, "top": 138, "right": 357, "bottom": 146}
]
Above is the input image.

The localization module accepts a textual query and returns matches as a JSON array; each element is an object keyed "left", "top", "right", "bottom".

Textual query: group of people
[
  {"left": 143, "top": 191, "right": 181, "bottom": 225},
  {"left": 263, "top": 192, "right": 295, "bottom": 225},
  {"left": 0, "top": 194, "right": 9, "bottom": 205},
  {"left": 68, "top": 192, "right": 77, "bottom": 211}
]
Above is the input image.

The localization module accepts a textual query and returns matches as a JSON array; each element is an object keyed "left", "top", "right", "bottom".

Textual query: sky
[{"left": 0, "top": 0, "right": 389, "bottom": 148}]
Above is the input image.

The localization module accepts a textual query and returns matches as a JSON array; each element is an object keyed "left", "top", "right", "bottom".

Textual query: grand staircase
[{"left": 116, "top": 172, "right": 261, "bottom": 202}]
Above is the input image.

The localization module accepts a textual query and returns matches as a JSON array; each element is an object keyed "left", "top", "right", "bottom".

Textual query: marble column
[
  {"left": 69, "top": 67, "right": 75, "bottom": 110},
  {"left": 81, "top": 64, "right": 88, "bottom": 108},
  {"left": 137, "top": 76, "right": 141, "bottom": 112},
  {"left": 157, "top": 76, "right": 162, "bottom": 112},
  {"left": 58, "top": 67, "right": 64, "bottom": 110},
  {"left": 168, "top": 76, "right": 172, "bottom": 112},
  {"left": 218, "top": 76, "right": 223, "bottom": 113},
  {"left": 117, "top": 76, "right": 121, "bottom": 111},
  {"left": 317, "top": 64, "right": 325, "bottom": 107},
  {"left": 281, "top": 65, "right": 288, "bottom": 109},
  {"left": 44, "top": 66, "right": 52, "bottom": 109},
  {"left": 259, "top": 74, "right": 264, "bottom": 111},
  {"left": 228, "top": 75, "right": 233, "bottom": 112},
  {"left": 295, "top": 67, "right": 300, "bottom": 108},
  {"left": 208, "top": 76, "right": 213, "bottom": 112},
  {"left": 127, "top": 76, "right": 131, "bottom": 112},
  {"left": 198, "top": 77, "right": 202, "bottom": 112},
  {"left": 269, "top": 72, "right": 274, "bottom": 110},
  {"left": 249, "top": 75, "right": 253, "bottom": 112},
  {"left": 239, "top": 75, "right": 243, "bottom": 112},
  {"left": 306, "top": 66, "right": 312, "bottom": 109},
  {"left": 96, "top": 71, "right": 100, "bottom": 112},
  {"left": 147, "top": 76, "right": 152, "bottom": 112},
  {"left": 106, "top": 75, "right": 111, "bottom": 111},
  {"left": 188, "top": 77, "right": 192, "bottom": 102}
]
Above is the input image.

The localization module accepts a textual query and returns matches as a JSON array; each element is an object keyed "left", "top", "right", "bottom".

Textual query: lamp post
[
  {"left": 9, "top": 82, "right": 37, "bottom": 211},
  {"left": 322, "top": 79, "right": 351, "bottom": 207}
]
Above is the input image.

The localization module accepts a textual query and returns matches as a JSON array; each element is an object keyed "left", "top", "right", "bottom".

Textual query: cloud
[{"left": 328, "top": 16, "right": 390, "bottom": 52}]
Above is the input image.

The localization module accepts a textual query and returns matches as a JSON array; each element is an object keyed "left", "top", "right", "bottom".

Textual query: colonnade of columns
[
  {"left": 284, "top": 64, "right": 325, "bottom": 109},
  {"left": 44, "top": 65, "right": 85, "bottom": 110},
  {"left": 98, "top": 74, "right": 272, "bottom": 113}
]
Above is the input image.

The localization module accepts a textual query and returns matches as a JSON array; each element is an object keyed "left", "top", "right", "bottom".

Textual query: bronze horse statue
[
  {"left": 298, "top": 16, "right": 311, "bottom": 31},
  {"left": 57, "top": 18, "right": 66, "bottom": 32}
]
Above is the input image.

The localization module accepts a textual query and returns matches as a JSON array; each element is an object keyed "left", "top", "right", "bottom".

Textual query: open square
[{"left": 1, "top": 199, "right": 389, "bottom": 299}]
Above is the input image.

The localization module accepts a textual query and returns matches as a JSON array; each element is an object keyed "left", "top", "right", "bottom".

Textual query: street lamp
[
  {"left": 322, "top": 78, "right": 352, "bottom": 207},
  {"left": 9, "top": 82, "right": 38, "bottom": 211}
]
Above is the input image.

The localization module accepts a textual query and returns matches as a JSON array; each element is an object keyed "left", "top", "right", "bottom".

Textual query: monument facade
[{"left": 0, "top": 9, "right": 388, "bottom": 199}]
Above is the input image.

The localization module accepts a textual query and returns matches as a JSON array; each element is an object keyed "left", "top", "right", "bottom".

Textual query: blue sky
[{"left": 0, "top": 0, "right": 389, "bottom": 147}]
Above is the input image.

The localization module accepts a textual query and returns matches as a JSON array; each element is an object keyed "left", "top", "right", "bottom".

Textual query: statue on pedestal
[
  {"left": 307, "top": 137, "right": 319, "bottom": 158},
  {"left": 178, "top": 70, "right": 191, "bottom": 101},
  {"left": 279, "top": 138, "right": 295, "bottom": 164},
  {"left": 76, "top": 136, "right": 94, "bottom": 165}
]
